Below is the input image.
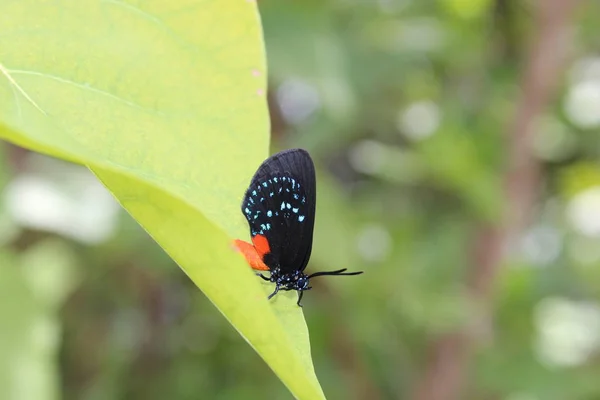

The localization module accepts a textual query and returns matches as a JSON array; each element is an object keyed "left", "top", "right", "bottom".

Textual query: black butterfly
[{"left": 234, "top": 148, "right": 363, "bottom": 306}]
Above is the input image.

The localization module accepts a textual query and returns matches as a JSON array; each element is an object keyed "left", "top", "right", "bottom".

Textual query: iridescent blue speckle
[{"left": 243, "top": 173, "right": 309, "bottom": 232}]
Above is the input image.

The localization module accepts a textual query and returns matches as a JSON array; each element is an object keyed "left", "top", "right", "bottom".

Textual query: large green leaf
[{"left": 0, "top": 1, "right": 324, "bottom": 398}]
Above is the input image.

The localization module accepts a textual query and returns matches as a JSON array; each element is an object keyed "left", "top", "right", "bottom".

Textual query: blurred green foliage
[{"left": 2, "top": 0, "right": 600, "bottom": 399}]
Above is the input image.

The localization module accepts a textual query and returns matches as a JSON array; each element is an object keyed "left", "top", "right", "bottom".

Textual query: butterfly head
[
  {"left": 269, "top": 266, "right": 364, "bottom": 293},
  {"left": 269, "top": 267, "right": 312, "bottom": 292}
]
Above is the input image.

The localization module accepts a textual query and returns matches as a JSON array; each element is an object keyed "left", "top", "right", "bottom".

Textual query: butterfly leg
[
  {"left": 257, "top": 273, "right": 270, "bottom": 281},
  {"left": 267, "top": 285, "right": 280, "bottom": 300},
  {"left": 296, "top": 291, "right": 304, "bottom": 307}
]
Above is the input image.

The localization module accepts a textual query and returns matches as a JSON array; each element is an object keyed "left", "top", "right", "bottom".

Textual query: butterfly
[{"left": 234, "top": 148, "right": 363, "bottom": 306}]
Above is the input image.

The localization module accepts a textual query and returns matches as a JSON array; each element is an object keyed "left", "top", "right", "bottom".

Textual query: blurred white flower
[
  {"left": 398, "top": 100, "right": 440, "bottom": 140},
  {"left": 348, "top": 140, "right": 387, "bottom": 175},
  {"left": 532, "top": 115, "right": 577, "bottom": 162},
  {"left": 534, "top": 297, "right": 600, "bottom": 368},
  {"left": 564, "top": 80, "right": 600, "bottom": 129},
  {"left": 569, "top": 57, "right": 600, "bottom": 84},
  {"left": 520, "top": 225, "right": 562, "bottom": 266},
  {"left": 356, "top": 224, "right": 392, "bottom": 262},
  {"left": 4, "top": 155, "right": 120, "bottom": 244},
  {"left": 397, "top": 18, "right": 445, "bottom": 52},
  {"left": 566, "top": 186, "right": 600, "bottom": 237},
  {"left": 276, "top": 78, "right": 321, "bottom": 124}
]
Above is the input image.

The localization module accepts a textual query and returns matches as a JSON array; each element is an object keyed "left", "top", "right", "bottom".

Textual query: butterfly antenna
[{"left": 308, "top": 268, "right": 364, "bottom": 279}]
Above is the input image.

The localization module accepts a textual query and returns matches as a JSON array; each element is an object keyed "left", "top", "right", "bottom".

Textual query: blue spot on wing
[{"left": 298, "top": 215, "right": 305, "bottom": 222}]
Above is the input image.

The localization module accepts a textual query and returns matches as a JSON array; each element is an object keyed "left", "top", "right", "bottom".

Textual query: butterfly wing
[{"left": 241, "top": 149, "right": 316, "bottom": 274}]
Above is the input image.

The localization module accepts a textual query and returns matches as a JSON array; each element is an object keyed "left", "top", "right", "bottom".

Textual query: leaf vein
[
  {"left": 101, "top": 0, "right": 164, "bottom": 27},
  {"left": 101, "top": 0, "right": 199, "bottom": 54},
  {"left": 7, "top": 69, "right": 162, "bottom": 115},
  {"left": 0, "top": 62, "right": 47, "bottom": 117}
]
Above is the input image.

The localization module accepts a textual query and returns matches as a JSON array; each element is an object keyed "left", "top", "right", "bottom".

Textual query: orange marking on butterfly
[
  {"left": 251, "top": 234, "right": 271, "bottom": 257},
  {"left": 233, "top": 235, "right": 271, "bottom": 271}
]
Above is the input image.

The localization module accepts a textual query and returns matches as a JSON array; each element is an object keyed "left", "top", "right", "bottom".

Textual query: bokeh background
[{"left": 2, "top": 0, "right": 600, "bottom": 399}]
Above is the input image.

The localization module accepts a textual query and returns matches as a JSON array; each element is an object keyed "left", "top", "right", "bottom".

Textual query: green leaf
[{"left": 0, "top": 1, "right": 325, "bottom": 398}]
